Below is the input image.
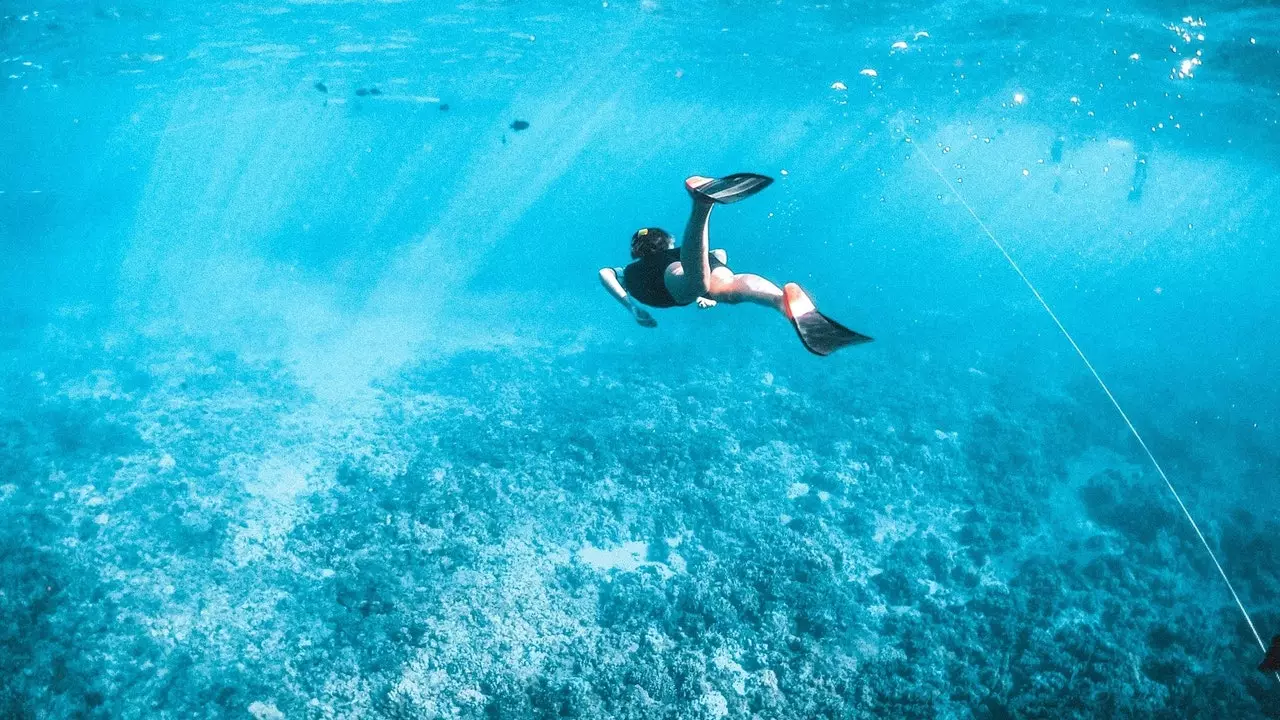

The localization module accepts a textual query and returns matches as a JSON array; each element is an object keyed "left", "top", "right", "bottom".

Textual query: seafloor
[{"left": 3, "top": 311, "right": 1277, "bottom": 719}]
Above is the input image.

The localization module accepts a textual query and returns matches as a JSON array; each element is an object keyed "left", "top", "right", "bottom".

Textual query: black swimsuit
[{"left": 623, "top": 247, "right": 725, "bottom": 308}]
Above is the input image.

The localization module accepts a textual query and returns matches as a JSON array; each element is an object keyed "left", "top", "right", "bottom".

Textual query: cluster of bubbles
[{"left": 1166, "top": 16, "right": 1207, "bottom": 81}]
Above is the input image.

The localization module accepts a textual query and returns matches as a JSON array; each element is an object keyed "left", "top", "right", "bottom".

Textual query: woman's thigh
[
  {"left": 707, "top": 266, "right": 738, "bottom": 295},
  {"left": 667, "top": 264, "right": 736, "bottom": 304}
]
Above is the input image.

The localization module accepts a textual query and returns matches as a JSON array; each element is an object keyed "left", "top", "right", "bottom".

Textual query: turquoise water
[{"left": 3, "top": 0, "right": 1280, "bottom": 716}]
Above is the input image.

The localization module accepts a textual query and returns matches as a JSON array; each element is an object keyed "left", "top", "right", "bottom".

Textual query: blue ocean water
[{"left": 3, "top": 0, "right": 1280, "bottom": 716}]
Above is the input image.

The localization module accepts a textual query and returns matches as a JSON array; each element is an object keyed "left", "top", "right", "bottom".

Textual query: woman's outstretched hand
[
  {"left": 695, "top": 297, "right": 717, "bottom": 309},
  {"left": 633, "top": 307, "right": 657, "bottom": 328}
]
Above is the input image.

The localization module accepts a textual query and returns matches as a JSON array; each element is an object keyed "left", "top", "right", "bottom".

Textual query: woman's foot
[
  {"left": 686, "top": 176, "right": 716, "bottom": 207},
  {"left": 782, "top": 283, "right": 817, "bottom": 319}
]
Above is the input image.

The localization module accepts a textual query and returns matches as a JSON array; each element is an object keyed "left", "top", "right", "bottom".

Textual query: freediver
[
  {"left": 1050, "top": 134, "right": 1065, "bottom": 194},
  {"left": 1261, "top": 635, "right": 1280, "bottom": 674},
  {"left": 1128, "top": 151, "right": 1148, "bottom": 202},
  {"left": 597, "top": 173, "right": 872, "bottom": 356}
]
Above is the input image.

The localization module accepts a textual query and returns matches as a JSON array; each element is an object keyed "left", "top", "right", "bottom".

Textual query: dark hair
[{"left": 630, "top": 227, "right": 674, "bottom": 259}]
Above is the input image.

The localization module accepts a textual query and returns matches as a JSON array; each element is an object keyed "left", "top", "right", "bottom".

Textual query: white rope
[{"left": 911, "top": 140, "right": 1274, "bottom": 676}]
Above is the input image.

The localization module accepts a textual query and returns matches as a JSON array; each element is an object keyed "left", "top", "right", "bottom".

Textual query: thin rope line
[{"left": 912, "top": 142, "right": 1272, "bottom": 666}]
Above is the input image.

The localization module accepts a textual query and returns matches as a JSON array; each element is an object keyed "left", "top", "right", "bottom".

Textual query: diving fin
[
  {"left": 689, "top": 173, "right": 774, "bottom": 205},
  {"left": 783, "top": 283, "right": 873, "bottom": 356},
  {"left": 1259, "top": 635, "right": 1280, "bottom": 674}
]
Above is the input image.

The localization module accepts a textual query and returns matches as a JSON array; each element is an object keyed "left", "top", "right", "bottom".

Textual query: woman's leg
[
  {"left": 707, "top": 269, "right": 786, "bottom": 314},
  {"left": 664, "top": 177, "right": 716, "bottom": 304}
]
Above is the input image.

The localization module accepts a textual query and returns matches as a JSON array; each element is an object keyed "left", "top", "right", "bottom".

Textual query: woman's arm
[
  {"left": 598, "top": 268, "right": 631, "bottom": 309},
  {"left": 599, "top": 268, "right": 657, "bottom": 327}
]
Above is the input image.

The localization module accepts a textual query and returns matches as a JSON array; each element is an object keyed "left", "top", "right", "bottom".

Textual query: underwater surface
[{"left": 3, "top": 0, "right": 1280, "bottom": 717}]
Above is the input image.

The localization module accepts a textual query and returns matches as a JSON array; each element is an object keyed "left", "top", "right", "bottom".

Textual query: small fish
[
  {"left": 439, "top": 103, "right": 449, "bottom": 112},
  {"left": 314, "top": 82, "right": 328, "bottom": 93},
  {"left": 369, "top": 87, "right": 382, "bottom": 96},
  {"left": 356, "top": 88, "right": 369, "bottom": 96},
  {"left": 510, "top": 120, "right": 529, "bottom": 131}
]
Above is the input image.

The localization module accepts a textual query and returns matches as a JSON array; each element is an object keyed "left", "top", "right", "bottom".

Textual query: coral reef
[{"left": 1, "top": 321, "right": 1276, "bottom": 718}]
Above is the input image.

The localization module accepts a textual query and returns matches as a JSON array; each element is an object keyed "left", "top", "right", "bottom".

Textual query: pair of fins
[{"left": 689, "top": 173, "right": 874, "bottom": 357}]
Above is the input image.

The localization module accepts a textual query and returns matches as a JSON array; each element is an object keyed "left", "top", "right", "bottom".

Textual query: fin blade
[
  {"left": 791, "top": 311, "right": 873, "bottom": 356},
  {"left": 694, "top": 173, "right": 774, "bottom": 204}
]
